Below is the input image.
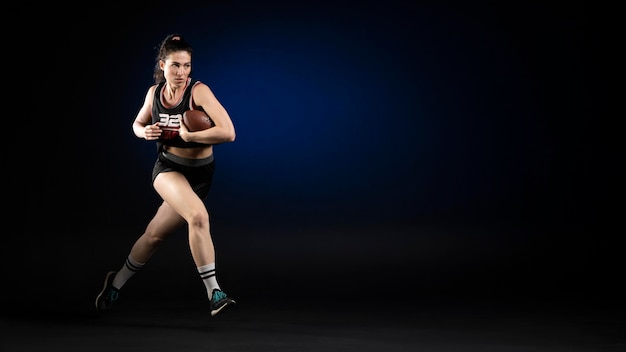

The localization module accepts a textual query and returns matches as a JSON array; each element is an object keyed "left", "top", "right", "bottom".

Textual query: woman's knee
[
  {"left": 142, "top": 222, "right": 170, "bottom": 246},
  {"left": 187, "top": 210, "right": 210, "bottom": 230},
  {"left": 143, "top": 231, "right": 167, "bottom": 247}
]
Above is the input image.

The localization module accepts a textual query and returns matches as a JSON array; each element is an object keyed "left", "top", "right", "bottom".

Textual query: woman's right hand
[{"left": 144, "top": 123, "right": 162, "bottom": 140}]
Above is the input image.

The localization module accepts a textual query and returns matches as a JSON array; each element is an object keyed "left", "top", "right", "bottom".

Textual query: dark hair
[{"left": 153, "top": 34, "right": 194, "bottom": 84}]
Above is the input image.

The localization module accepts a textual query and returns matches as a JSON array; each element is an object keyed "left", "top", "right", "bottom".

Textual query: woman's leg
[
  {"left": 153, "top": 171, "right": 215, "bottom": 266},
  {"left": 129, "top": 200, "right": 186, "bottom": 263},
  {"left": 154, "top": 170, "right": 235, "bottom": 315},
  {"left": 96, "top": 190, "right": 185, "bottom": 311},
  {"left": 110, "top": 201, "right": 186, "bottom": 289}
]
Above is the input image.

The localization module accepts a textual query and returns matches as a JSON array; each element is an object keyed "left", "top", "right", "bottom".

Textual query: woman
[{"left": 96, "top": 34, "right": 236, "bottom": 316}]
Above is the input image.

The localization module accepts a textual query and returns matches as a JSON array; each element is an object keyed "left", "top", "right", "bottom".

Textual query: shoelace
[
  {"left": 108, "top": 289, "right": 119, "bottom": 302},
  {"left": 213, "top": 290, "right": 226, "bottom": 302}
]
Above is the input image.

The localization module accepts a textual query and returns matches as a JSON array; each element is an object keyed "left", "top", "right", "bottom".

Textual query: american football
[{"left": 183, "top": 110, "right": 214, "bottom": 131}]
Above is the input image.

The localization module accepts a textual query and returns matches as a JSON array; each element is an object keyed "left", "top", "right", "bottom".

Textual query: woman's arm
[
  {"left": 180, "top": 83, "right": 236, "bottom": 145},
  {"left": 132, "top": 85, "right": 160, "bottom": 140}
]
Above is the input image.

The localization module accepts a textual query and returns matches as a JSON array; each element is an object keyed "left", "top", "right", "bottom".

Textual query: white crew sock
[
  {"left": 112, "top": 255, "right": 145, "bottom": 289},
  {"left": 198, "top": 263, "right": 220, "bottom": 298}
]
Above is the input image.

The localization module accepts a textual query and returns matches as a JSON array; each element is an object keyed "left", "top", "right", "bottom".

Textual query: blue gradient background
[{"left": 75, "top": 1, "right": 589, "bottom": 230}]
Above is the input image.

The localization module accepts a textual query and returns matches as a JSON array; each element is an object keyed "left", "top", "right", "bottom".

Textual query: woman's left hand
[{"left": 178, "top": 120, "right": 190, "bottom": 141}]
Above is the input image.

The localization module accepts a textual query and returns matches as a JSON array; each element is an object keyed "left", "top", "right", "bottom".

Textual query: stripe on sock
[
  {"left": 199, "top": 269, "right": 216, "bottom": 280},
  {"left": 112, "top": 255, "right": 145, "bottom": 289},
  {"left": 125, "top": 257, "right": 144, "bottom": 272},
  {"left": 197, "top": 263, "right": 219, "bottom": 296}
]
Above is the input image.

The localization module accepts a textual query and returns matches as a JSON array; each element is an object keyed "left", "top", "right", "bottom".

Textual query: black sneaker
[
  {"left": 95, "top": 271, "right": 119, "bottom": 312},
  {"left": 210, "top": 289, "right": 236, "bottom": 316}
]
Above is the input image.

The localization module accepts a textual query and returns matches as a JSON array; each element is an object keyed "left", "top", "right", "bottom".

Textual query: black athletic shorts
[{"left": 151, "top": 150, "right": 215, "bottom": 199}]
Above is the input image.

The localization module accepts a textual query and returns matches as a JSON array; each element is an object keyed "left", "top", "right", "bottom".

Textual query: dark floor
[
  {"left": 2, "top": 296, "right": 625, "bottom": 352},
  {"left": 3, "top": 223, "right": 626, "bottom": 351}
]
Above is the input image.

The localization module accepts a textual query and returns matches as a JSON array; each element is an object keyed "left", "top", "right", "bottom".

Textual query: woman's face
[{"left": 161, "top": 51, "right": 192, "bottom": 87}]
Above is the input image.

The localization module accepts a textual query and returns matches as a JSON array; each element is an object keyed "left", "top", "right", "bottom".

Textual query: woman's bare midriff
[{"left": 164, "top": 145, "right": 214, "bottom": 159}]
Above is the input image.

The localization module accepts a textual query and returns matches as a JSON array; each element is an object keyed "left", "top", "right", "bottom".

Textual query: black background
[{"left": 7, "top": 0, "right": 620, "bottom": 314}]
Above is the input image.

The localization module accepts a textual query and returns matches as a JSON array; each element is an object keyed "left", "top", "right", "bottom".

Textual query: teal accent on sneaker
[
  {"left": 212, "top": 290, "right": 227, "bottom": 302},
  {"left": 210, "top": 289, "right": 236, "bottom": 316},
  {"left": 95, "top": 271, "right": 119, "bottom": 312}
]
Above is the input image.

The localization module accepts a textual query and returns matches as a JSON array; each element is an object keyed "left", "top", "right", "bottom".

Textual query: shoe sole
[
  {"left": 211, "top": 299, "right": 236, "bottom": 316},
  {"left": 95, "top": 271, "right": 116, "bottom": 311}
]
